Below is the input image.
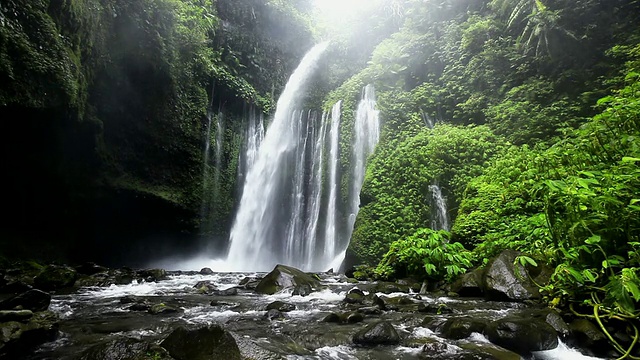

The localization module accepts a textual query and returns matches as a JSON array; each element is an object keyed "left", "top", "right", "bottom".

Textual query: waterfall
[
  {"left": 345, "top": 85, "right": 381, "bottom": 241},
  {"left": 422, "top": 111, "right": 435, "bottom": 129},
  {"left": 200, "top": 109, "right": 214, "bottom": 221},
  {"left": 238, "top": 106, "right": 265, "bottom": 187},
  {"left": 429, "top": 184, "right": 449, "bottom": 231},
  {"left": 285, "top": 110, "right": 313, "bottom": 263},
  {"left": 303, "top": 112, "right": 328, "bottom": 268},
  {"left": 224, "top": 42, "right": 330, "bottom": 271},
  {"left": 322, "top": 101, "right": 342, "bottom": 267}
]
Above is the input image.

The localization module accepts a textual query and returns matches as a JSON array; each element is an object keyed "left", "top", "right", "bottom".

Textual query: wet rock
[
  {"left": 148, "top": 303, "right": 182, "bottom": 315},
  {"left": 348, "top": 288, "right": 365, "bottom": 297},
  {"left": 137, "top": 268, "right": 168, "bottom": 282},
  {"left": 344, "top": 292, "right": 364, "bottom": 304},
  {"left": 352, "top": 321, "right": 400, "bottom": 345},
  {"left": 450, "top": 267, "right": 484, "bottom": 297},
  {"left": 239, "top": 276, "right": 262, "bottom": 290},
  {"left": 255, "top": 264, "right": 322, "bottom": 295},
  {"left": 345, "top": 312, "right": 364, "bottom": 324},
  {"left": 417, "top": 302, "right": 453, "bottom": 314},
  {"left": 210, "top": 300, "right": 238, "bottom": 307},
  {"left": 74, "top": 272, "right": 112, "bottom": 287},
  {"left": 372, "top": 294, "right": 386, "bottom": 310},
  {"left": 322, "top": 313, "right": 341, "bottom": 323},
  {"left": 440, "top": 317, "right": 489, "bottom": 340},
  {"left": 482, "top": 250, "right": 540, "bottom": 301},
  {"left": 485, "top": 317, "right": 558, "bottom": 355},
  {"left": 292, "top": 283, "right": 313, "bottom": 296},
  {"left": 114, "top": 268, "right": 137, "bottom": 285},
  {"left": 200, "top": 267, "right": 214, "bottom": 275},
  {"left": 161, "top": 325, "right": 242, "bottom": 360},
  {"left": 521, "top": 308, "right": 570, "bottom": 338},
  {"left": 357, "top": 306, "right": 383, "bottom": 315},
  {"left": 74, "top": 262, "right": 108, "bottom": 276},
  {"left": 373, "top": 282, "right": 410, "bottom": 294},
  {"left": 0, "top": 310, "right": 33, "bottom": 322},
  {"left": 458, "top": 342, "right": 521, "bottom": 360},
  {"left": 0, "top": 310, "right": 59, "bottom": 358},
  {"left": 33, "top": 265, "right": 77, "bottom": 291},
  {"left": 194, "top": 281, "right": 218, "bottom": 294},
  {"left": 568, "top": 319, "right": 608, "bottom": 349},
  {"left": 265, "top": 309, "right": 284, "bottom": 320},
  {"left": 214, "top": 288, "right": 238, "bottom": 296},
  {"left": 266, "top": 301, "right": 295, "bottom": 312},
  {"left": 0, "top": 289, "right": 51, "bottom": 312},
  {"left": 119, "top": 295, "right": 138, "bottom": 304},
  {"left": 128, "top": 302, "right": 152, "bottom": 312},
  {"left": 78, "top": 338, "right": 173, "bottom": 360}
]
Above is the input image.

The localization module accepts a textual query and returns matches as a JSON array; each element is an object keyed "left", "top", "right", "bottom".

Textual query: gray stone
[
  {"left": 353, "top": 321, "right": 400, "bottom": 345},
  {"left": 255, "top": 265, "right": 322, "bottom": 295},
  {"left": 161, "top": 325, "right": 242, "bottom": 360}
]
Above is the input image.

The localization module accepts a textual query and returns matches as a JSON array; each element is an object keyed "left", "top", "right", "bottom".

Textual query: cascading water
[
  {"left": 322, "top": 101, "right": 341, "bottom": 267},
  {"left": 285, "top": 110, "right": 313, "bottom": 263},
  {"left": 213, "top": 110, "right": 224, "bottom": 197},
  {"left": 237, "top": 106, "right": 265, "bottom": 188},
  {"left": 429, "top": 184, "right": 449, "bottom": 231},
  {"left": 224, "top": 42, "right": 330, "bottom": 271},
  {"left": 339, "top": 85, "right": 381, "bottom": 266},
  {"left": 302, "top": 112, "right": 328, "bottom": 267}
]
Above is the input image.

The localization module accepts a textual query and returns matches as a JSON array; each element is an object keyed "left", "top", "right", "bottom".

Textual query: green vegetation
[{"left": 326, "top": 1, "right": 640, "bottom": 355}]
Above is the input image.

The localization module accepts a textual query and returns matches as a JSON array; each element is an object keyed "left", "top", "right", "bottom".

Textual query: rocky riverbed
[{"left": 0, "top": 259, "right": 611, "bottom": 359}]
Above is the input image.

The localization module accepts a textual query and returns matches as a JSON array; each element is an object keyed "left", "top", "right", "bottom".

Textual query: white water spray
[
  {"left": 323, "top": 101, "right": 342, "bottom": 266},
  {"left": 343, "top": 85, "right": 381, "bottom": 253}
]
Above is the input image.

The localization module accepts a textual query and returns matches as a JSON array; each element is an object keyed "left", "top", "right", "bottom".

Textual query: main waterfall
[
  {"left": 225, "top": 42, "right": 330, "bottom": 271},
  {"left": 210, "top": 42, "right": 382, "bottom": 272}
]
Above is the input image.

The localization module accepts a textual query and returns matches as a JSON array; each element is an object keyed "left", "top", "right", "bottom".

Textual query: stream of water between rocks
[{"left": 26, "top": 271, "right": 603, "bottom": 360}]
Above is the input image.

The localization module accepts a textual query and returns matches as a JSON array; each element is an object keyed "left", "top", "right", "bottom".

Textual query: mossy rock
[
  {"left": 255, "top": 264, "right": 322, "bottom": 295},
  {"left": 160, "top": 325, "right": 242, "bottom": 360}
]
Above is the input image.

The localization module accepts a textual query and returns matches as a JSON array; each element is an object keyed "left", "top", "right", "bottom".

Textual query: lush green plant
[{"left": 375, "top": 228, "right": 473, "bottom": 282}]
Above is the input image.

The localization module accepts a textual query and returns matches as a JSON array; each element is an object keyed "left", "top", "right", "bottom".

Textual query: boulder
[
  {"left": 161, "top": 325, "right": 242, "bottom": 360},
  {"left": 148, "top": 303, "right": 181, "bottom": 315},
  {"left": 0, "top": 289, "right": 51, "bottom": 312},
  {"left": 78, "top": 338, "right": 173, "bottom": 360},
  {"left": 194, "top": 281, "right": 218, "bottom": 294},
  {"left": 33, "top": 265, "right": 77, "bottom": 291},
  {"left": 521, "top": 308, "right": 570, "bottom": 338},
  {"left": 265, "top": 301, "right": 295, "bottom": 312},
  {"left": 568, "top": 319, "right": 607, "bottom": 349},
  {"left": 450, "top": 267, "right": 484, "bottom": 297},
  {"left": 213, "top": 288, "right": 238, "bottom": 296},
  {"left": 440, "top": 317, "right": 489, "bottom": 340},
  {"left": 0, "top": 310, "right": 33, "bottom": 322},
  {"left": 482, "top": 250, "right": 539, "bottom": 301},
  {"left": 74, "top": 262, "right": 108, "bottom": 276},
  {"left": 0, "top": 310, "right": 59, "bottom": 357},
  {"left": 255, "top": 265, "right": 322, "bottom": 295},
  {"left": 137, "top": 269, "right": 168, "bottom": 282},
  {"left": 352, "top": 321, "right": 400, "bottom": 345},
  {"left": 485, "top": 317, "right": 558, "bottom": 355},
  {"left": 200, "top": 267, "right": 214, "bottom": 275}
]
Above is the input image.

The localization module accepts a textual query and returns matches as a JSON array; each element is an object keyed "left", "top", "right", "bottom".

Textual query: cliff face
[{"left": 0, "top": 0, "right": 313, "bottom": 265}]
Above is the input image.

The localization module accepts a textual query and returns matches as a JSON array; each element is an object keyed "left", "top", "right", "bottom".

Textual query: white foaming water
[
  {"left": 411, "top": 327, "right": 435, "bottom": 338},
  {"left": 429, "top": 183, "right": 449, "bottom": 231},
  {"left": 265, "top": 288, "right": 345, "bottom": 303},
  {"left": 225, "top": 41, "right": 330, "bottom": 272},
  {"left": 323, "top": 101, "right": 342, "bottom": 267},
  {"left": 533, "top": 340, "right": 604, "bottom": 360},
  {"left": 340, "top": 84, "right": 381, "bottom": 269},
  {"left": 314, "top": 345, "right": 357, "bottom": 360}
]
